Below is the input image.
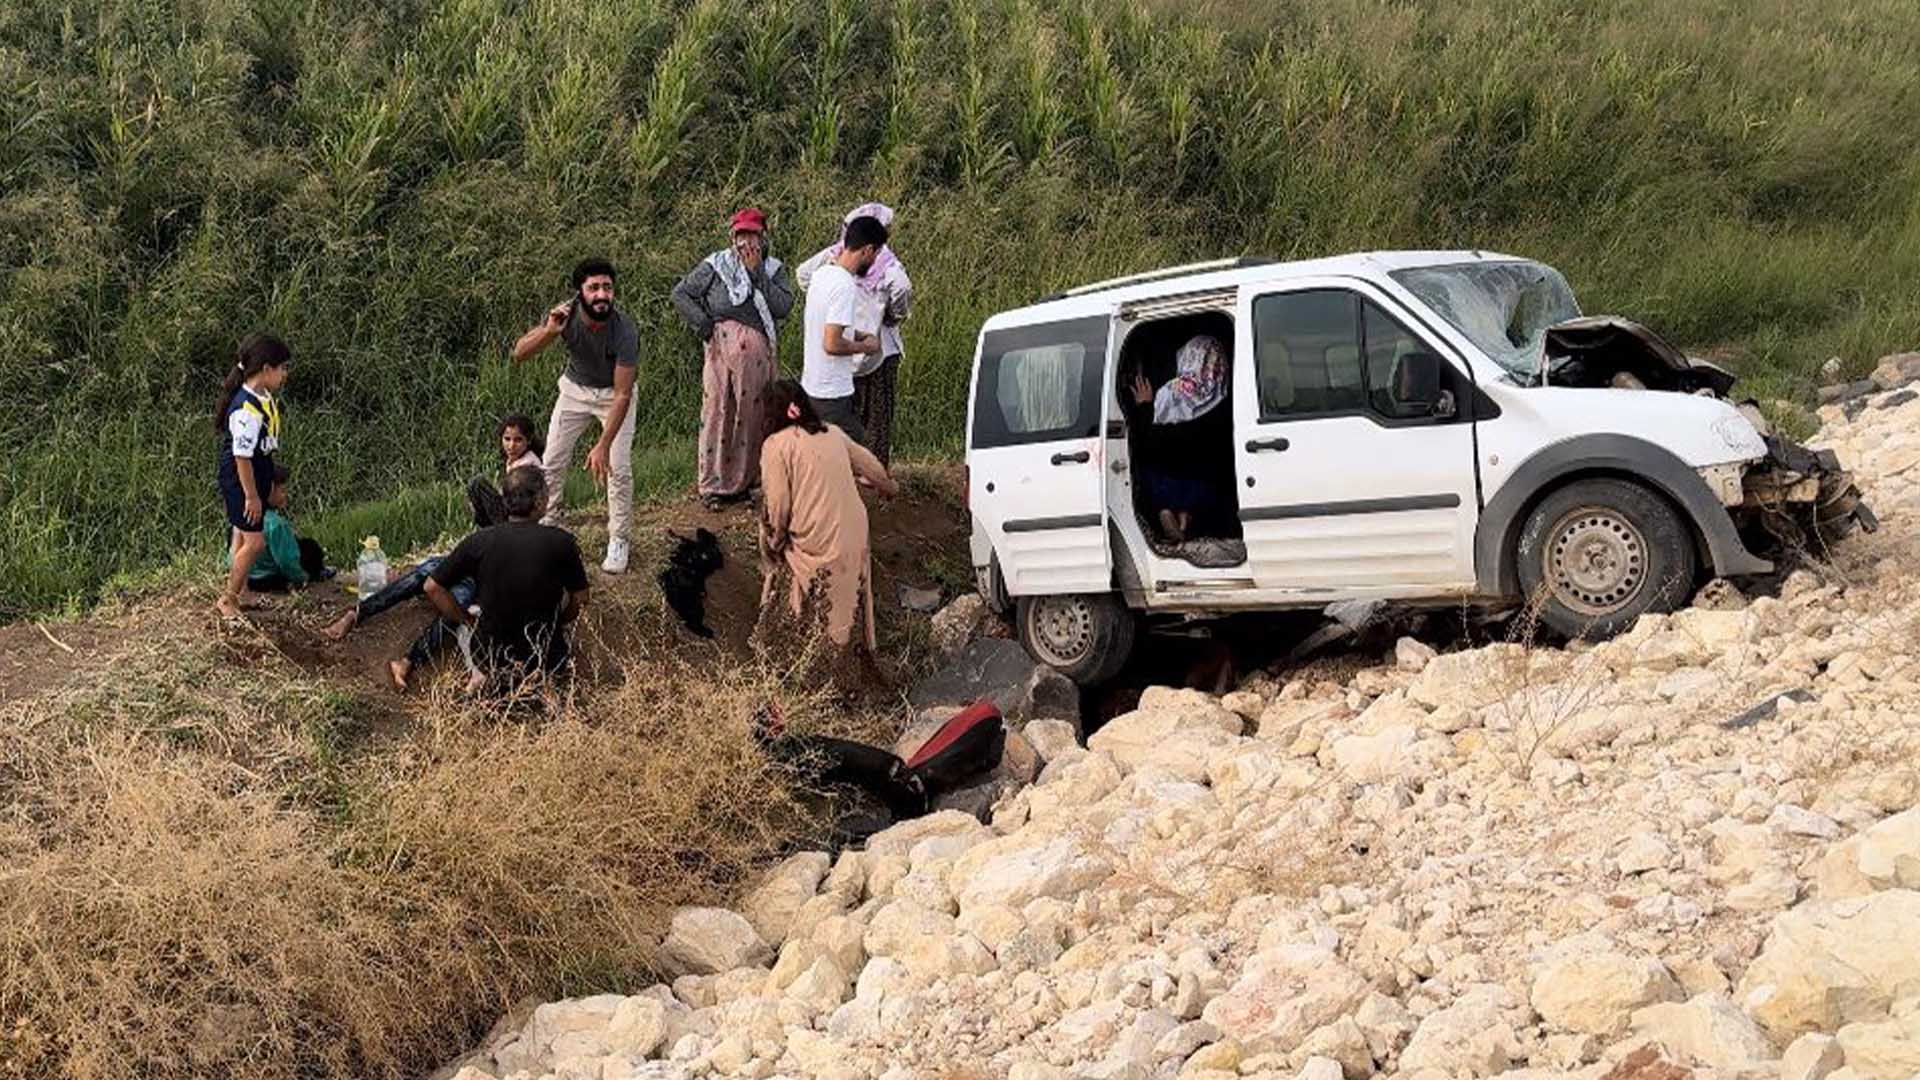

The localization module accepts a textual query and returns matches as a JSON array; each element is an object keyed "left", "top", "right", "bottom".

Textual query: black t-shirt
[
  {"left": 431, "top": 521, "right": 589, "bottom": 667},
  {"left": 561, "top": 305, "right": 640, "bottom": 389}
]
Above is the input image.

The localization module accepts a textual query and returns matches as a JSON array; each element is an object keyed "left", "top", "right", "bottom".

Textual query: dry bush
[{"left": 0, "top": 615, "right": 901, "bottom": 1079}]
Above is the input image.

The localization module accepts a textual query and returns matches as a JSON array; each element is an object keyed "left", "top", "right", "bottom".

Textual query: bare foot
[
  {"left": 465, "top": 670, "right": 489, "bottom": 695},
  {"left": 1158, "top": 508, "right": 1186, "bottom": 543},
  {"left": 214, "top": 595, "right": 244, "bottom": 620},
  {"left": 387, "top": 658, "right": 411, "bottom": 692},
  {"left": 323, "top": 610, "right": 358, "bottom": 641}
]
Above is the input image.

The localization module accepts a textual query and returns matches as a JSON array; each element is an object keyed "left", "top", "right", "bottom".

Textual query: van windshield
[{"left": 1389, "top": 261, "right": 1581, "bottom": 379}]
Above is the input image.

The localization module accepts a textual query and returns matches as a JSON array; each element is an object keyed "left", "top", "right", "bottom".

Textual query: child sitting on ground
[{"left": 235, "top": 465, "right": 332, "bottom": 592}]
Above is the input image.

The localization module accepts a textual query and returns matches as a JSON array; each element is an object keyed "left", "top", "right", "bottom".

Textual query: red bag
[{"left": 904, "top": 700, "right": 1006, "bottom": 796}]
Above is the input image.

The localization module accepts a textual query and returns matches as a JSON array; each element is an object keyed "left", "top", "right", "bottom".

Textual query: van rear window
[{"left": 971, "top": 316, "right": 1108, "bottom": 449}]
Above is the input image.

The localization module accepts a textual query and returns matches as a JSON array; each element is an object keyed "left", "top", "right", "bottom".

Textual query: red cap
[{"left": 730, "top": 207, "right": 767, "bottom": 234}]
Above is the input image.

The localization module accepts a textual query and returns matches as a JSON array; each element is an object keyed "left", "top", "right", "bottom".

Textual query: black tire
[
  {"left": 1017, "top": 592, "right": 1137, "bottom": 685},
  {"left": 1514, "top": 478, "right": 1698, "bottom": 641}
]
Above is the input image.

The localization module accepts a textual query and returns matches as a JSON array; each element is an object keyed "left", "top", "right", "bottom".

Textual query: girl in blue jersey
[{"left": 215, "top": 333, "right": 292, "bottom": 619}]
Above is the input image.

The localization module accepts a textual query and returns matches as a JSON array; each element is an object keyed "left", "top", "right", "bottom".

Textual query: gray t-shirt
[{"left": 561, "top": 305, "right": 639, "bottom": 389}]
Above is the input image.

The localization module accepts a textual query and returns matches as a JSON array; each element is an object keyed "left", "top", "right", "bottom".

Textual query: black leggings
[{"left": 468, "top": 475, "right": 510, "bottom": 530}]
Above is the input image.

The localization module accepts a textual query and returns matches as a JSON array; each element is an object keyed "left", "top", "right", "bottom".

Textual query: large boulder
[
  {"left": 1816, "top": 808, "right": 1920, "bottom": 899},
  {"left": 1737, "top": 890, "right": 1920, "bottom": 1040},
  {"left": 1088, "top": 691, "right": 1245, "bottom": 782},
  {"left": 1835, "top": 1010, "right": 1920, "bottom": 1080},
  {"left": 909, "top": 637, "right": 1042, "bottom": 715},
  {"left": 1201, "top": 944, "right": 1371, "bottom": 1053},
  {"left": 1627, "top": 992, "right": 1776, "bottom": 1070},
  {"left": 1531, "top": 942, "right": 1684, "bottom": 1036},
  {"left": 948, "top": 831, "right": 1113, "bottom": 912},
  {"left": 1398, "top": 993, "right": 1521, "bottom": 1077},
  {"left": 1329, "top": 725, "right": 1445, "bottom": 783},
  {"left": 741, "top": 852, "right": 831, "bottom": 949},
  {"left": 929, "top": 593, "right": 1001, "bottom": 655},
  {"left": 660, "top": 907, "right": 772, "bottom": 976},
  {"left": 1409, "top": 645, "right": 1528, "bottom": 711},
  {"left": 1780, "top": 1034, "right": 1846, "bottom": 1080},
  {"left": 1870, "top": 351, "right": 1920, "bottom": 391}
]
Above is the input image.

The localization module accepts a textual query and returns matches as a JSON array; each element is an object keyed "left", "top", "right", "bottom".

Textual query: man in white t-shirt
[{"left": 801, "top": 214, "right": 890, "bottom": 443}]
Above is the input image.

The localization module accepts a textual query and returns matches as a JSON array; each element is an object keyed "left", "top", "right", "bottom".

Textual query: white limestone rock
[
  {"left": 1737, "top": 891, "right": 1920, "bottom": 1040},
  {"left": 661, "top": 908, "right": 772, "bottom": 977},
  {"left": 1530, "top": 941, "right": 1684, "bottom": 1037}
]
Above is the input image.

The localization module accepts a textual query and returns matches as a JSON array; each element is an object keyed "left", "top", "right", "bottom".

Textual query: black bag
[
  {"left": 752, "top": 702, "right": 928, "bottom": 821},
  {"left": 659, "top": 528, "right": 724, "bottom": 638},
  {"left": 903, "top": 700, "right": 1006, "bottom": 797}
]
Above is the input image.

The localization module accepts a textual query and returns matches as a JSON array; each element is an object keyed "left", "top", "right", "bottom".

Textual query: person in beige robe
[{"left": 758, "top": 380, "right": 898, "bottom": 652}]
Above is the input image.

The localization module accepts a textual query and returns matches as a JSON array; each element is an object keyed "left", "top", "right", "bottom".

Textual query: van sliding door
[{"left": 966, "top": 316, "right": 1114, "bottom": 596}]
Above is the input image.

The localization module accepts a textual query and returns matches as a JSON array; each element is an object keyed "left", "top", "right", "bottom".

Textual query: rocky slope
[{"left": 438, "top": 357, "right": 1920, "bottom": 1080}]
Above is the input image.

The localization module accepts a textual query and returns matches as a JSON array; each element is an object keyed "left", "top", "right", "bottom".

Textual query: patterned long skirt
[
  {"left": 851, "top": 354, "right": 901, "bottom": 467},
  {"left": 698, "top": 320, "right": 775, "bottom": 498}
]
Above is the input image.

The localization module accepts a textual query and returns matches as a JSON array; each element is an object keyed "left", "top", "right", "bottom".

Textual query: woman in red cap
[{"left": 671, "top": 208, "right": 796, "bottom": 510}]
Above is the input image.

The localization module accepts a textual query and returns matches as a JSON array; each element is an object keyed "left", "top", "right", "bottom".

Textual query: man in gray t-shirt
[{"left": 510, "top": 257, "right": 640, "bottom": 574}]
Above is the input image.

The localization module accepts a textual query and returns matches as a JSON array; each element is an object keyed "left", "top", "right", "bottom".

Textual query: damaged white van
[{"left": 965, "top": 252, "right": 1873, "bottom": 683}]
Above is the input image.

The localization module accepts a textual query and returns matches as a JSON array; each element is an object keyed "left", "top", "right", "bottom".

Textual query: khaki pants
[{"left": 540, "top": 375, "right": 636, "bottom": 541}]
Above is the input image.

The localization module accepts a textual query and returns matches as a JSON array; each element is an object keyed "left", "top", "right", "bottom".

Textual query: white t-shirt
[{"left": 802, "top": 263, "right": 861, "bottom": 400}]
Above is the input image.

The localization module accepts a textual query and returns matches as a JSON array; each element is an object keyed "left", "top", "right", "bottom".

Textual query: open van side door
[{"left": 966, "top": 315, "right": 1114, "bottom": 596}]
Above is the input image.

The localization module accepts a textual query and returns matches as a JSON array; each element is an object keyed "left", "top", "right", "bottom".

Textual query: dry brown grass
[{"left": 0, "top": 605, "right": 903, "bottom": 1079}]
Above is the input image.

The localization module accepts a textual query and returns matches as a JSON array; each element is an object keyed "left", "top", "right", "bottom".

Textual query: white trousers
[{"left": 540, "top": 375, "right": 636, "bottom": 541}]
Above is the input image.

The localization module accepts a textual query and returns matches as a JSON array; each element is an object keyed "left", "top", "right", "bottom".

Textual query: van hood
[{"left": 1536, "top": 316, "right": 1738, "bottom": 396}]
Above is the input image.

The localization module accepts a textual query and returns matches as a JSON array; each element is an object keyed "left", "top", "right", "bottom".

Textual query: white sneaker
[{"left": 601, "top": 537, "right": 630, "bottom": 574}]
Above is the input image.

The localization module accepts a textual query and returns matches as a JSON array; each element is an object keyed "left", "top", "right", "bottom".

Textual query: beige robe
[{"left": 759, "top": 424, "right": 888, "bottom": 651}]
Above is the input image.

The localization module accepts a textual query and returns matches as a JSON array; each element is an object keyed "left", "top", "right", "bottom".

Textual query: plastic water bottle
[{"left": 357, "top": 536, "right": 388, "bottom": 595}]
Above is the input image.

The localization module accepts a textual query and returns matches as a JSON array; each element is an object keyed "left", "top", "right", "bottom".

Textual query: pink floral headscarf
[
  {"left": 826, "top": 201, "right": 900, "bottom": 293},
  {"left": 1154, "top": 335, "right": 1229, "bottom": 424}
]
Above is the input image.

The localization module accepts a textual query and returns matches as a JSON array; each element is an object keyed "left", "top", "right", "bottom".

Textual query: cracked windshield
[{"left": 1392, "top": 261, "right": 1582, "bottom": 379}]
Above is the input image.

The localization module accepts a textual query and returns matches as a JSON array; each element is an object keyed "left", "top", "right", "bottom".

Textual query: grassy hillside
[{"left": 4, "top": 0, "right": 1919, "bottom": 618}]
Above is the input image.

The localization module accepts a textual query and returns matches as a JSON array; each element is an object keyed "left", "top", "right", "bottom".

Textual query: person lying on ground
[
  {"left": 758, "top": 380, "right": 897, "bottom": 655},
  {"left": 671, "top": 207, "right": 794, "bottom": 510},
  {"left": 800, "top": 215, "right": 889, "bottom": 446},
  {"left": 322, "top": 412, "right": 541, "bottom": 641},
  {"left": 511, "top": 256, "right": 639, "bottom": 574},
  {"left": 1126, "top": 334, "right": 1236, "bottom": 544},
  {"left": 215, "top": 332, "right": 293, "bottom": 620},
  {"left": 796, "top": 201, "right": 913, "bottom": 467},
  {"left": 424, "top": 467, "right": 590, "bottom": 694}
]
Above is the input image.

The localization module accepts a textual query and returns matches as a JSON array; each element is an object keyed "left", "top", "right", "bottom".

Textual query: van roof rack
[{"left": 1040, "top": 257, "right": 1276, "bottom": 303}]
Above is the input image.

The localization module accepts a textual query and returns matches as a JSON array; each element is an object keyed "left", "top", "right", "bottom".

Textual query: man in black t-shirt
[
  {"left": 511, "top": 256, "right": 640, "bottom": 576},
  {"left": 425, "top": 467, "right": 590, "bottom": 690}
]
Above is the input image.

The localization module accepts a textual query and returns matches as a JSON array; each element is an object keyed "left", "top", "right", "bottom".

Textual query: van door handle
[
  {"left": 1246, "top": 437, "right": 1290, "bottom": 453},
  {"left": 1051, "top": 450, "right": 1092, "bottom": 466}
]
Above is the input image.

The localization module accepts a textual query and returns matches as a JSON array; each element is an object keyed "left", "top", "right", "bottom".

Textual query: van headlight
[{"left": 1712, "top": 415, "right": 1767, "bottom": 458}]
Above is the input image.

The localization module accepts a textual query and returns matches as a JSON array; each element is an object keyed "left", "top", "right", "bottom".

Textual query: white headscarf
[
  {"left": 1153, "top": 335, "right": 1230, "bottom": 425},
  {"left": 704, "top": 241, "right": 786, "bottom": 347}
]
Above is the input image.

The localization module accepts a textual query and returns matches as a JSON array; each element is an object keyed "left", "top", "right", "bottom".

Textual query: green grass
[{"left": 4, "top": 0, "right": 1919, "bottom": 618}]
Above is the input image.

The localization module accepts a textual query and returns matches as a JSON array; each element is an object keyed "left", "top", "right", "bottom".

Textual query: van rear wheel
[
  {"left": 1516, "top": 478, "right": 1697, "bottom": 641},
  {"left": 1017, "top": 593, "right": 1136, "bottom": 685}
]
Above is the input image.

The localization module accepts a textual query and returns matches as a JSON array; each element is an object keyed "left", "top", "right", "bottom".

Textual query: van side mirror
[{"left": 1392, "top": 351, "right": 1446, "bottom": 417}]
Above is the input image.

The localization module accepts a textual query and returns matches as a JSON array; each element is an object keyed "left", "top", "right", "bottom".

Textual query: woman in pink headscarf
[{"left": 797, "top": 202, "right": 914, "bottom": 466}]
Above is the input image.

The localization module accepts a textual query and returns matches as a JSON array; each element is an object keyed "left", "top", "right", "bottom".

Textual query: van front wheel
[
  {"left": 1017, "top": 593, "right": 1136, "bottom": 685},
  {"left": 1516, "top": 478, "right": 1698, "bottom": 641}
]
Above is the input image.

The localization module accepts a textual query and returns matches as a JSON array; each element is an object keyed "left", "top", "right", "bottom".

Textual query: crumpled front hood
[{"left": 1538, "top": 316, "right": 1738, "bottom": 396}]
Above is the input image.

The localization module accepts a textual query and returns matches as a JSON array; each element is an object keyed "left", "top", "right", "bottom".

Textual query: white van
[{"left": 964, "top": 252, "right": 1871, "bottom": 683}]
